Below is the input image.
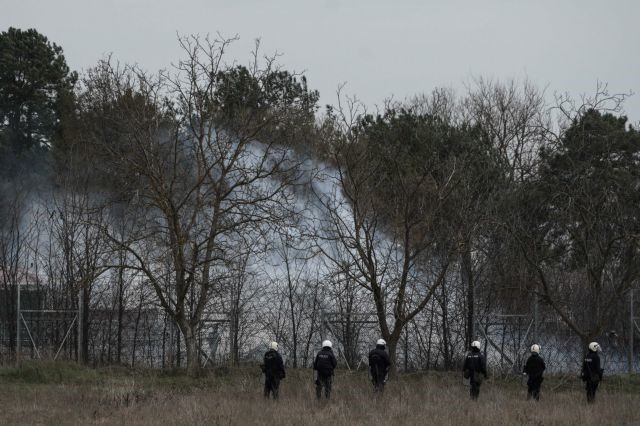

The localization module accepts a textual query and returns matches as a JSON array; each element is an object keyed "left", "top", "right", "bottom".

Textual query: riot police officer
[
  {"left": 314, "top": 340, "right": 337, "bottom": 400},
  {"left": 523, "top": 344, "right": 546, "bottom": 401},
  {"left": 463, "top": 340, "right": 488, "bottom": 400},
  {"left": 581, "top": 342, "right": 603, "bottom": 403},
  {"left": 368, "top": 338, "right": 391, "bottom": 393},
  {"left": 262, "top": 341, "right": 285, "bottom": 399}
]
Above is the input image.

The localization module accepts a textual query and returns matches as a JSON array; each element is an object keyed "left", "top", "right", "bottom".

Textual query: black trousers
[
  {"left": 316, "top": 374, "right": 332, "bottom": 399},
  {"left": 586, "top": 380, "right": 599, "bottom": 403},
  {"left": 264, "top": 375, "right": 281, "bottom": 399},
  {"left": 470, "top": 380, "right": 481, "bottom": 400},
  {"left": 371, "top": 371, "right": 386, "bottom": 393},
  {"left": 527, "top": 376, "right": 543, "bottom": 401}
]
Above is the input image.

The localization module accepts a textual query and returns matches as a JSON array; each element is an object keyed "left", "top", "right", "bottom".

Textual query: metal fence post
[
  {"left": 630, "top": 289, "right": 634, "bottom": 375},
  {"left": 16, "top": 280, "right": 21, "bottom": 363}
]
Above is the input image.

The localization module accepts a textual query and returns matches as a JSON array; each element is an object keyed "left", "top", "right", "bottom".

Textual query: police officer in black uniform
[
  {"left": 581, "top": 341, "right": 603, "bottom": 403},
  {"left": 463, "top": 340, "right": 488, "bottom": 400},
  {"left": 368, "top": 338, "right": 391, "bottom": 393},
  {"left": 523, "top": 344, "right": 546, "bottom": 401},
  {"left": 262, "top": 341, "right": 285, "bottom": 400},
  {"left": 314, "top": 340, "right": 337, "bottom": 400}
]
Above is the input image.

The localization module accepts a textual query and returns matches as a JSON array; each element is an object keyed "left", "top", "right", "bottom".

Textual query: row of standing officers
[
  {"left": 262, "top": 339, "right": 603, "bottom": 403},
  {"left": 262, "top": 339, "right": 390, "bottom": 400},
  {"left": 463, "top": 340, "right": 603, "bottom": 403}
]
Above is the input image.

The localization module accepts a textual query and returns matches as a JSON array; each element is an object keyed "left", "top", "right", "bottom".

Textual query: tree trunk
[
  {"left": 461, "top": 242, "right": 474, "bottom": 349},
  {"left": 80, "top": 283, "right": 90, "bottom": 364},
  {"left": 131, "top": 301, "right": 142, "bottom": 368},
  {"left": 230, "top": 305, "right": 241, "bottom": 366},
  {"left": 116, "top": 264, "right": 124, "bottom": 364},
  {"left": 178, "top": 320, "right": 200, "bottom": 377},
  {"left": 387, "top": 336, "right": 399, "bottom": 374},
  {"left": 403, "top": 326, "right": 409, "bottom": 371},
  {"left": 441, "top": 281, "right": 451, "bottom": 370}
]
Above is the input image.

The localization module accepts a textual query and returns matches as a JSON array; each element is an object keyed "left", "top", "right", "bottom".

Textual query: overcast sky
[{"left": 3, "top": 0, "right": 639, "bottom": 121}]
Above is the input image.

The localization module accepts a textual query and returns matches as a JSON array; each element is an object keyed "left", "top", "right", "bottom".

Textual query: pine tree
[{"left": 0, "top": 27, "right": 76, "bottom": 173}]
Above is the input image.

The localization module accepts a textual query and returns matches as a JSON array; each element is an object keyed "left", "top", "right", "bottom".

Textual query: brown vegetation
[{"left": 0, "top": 364, "right": 638, "bottom": 425}]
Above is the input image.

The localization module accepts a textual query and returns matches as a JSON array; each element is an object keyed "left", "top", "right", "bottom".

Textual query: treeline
[{"left": 1, "top": 28, "right": 639, "bottom": 375}]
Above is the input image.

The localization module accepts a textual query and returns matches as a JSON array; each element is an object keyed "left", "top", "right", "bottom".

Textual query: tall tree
[
  {"left": 460, "top": 79, "right": 549, "bottom": 347},
  {"left": 316, "top": 101, "right": 469, "bottom": 366},
  {"left": 81, "top": 36, "right": 318, "bottom": 375},
  {"left": 514, "top": 109, "right": 640, "bottom": 343},
  {"left": 0, "top": 28, "right": 76, "bottom": 167}
]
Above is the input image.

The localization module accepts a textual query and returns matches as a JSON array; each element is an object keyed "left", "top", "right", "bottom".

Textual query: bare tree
[
  {"left": 39, "top": 187, "right": 108, "bottom": 363},
  {"left": 0, "top": 185, "right": 32, "bottom": 361},
  {"left": 463, "top": 77, "right": 549, "bottom": 183},
  {"left": 80, "top": 36, "right": 314, "bottom": 375},
  {"left": 313, "top": 94, "right": 462, "bottom": 366},
  {"left": 454, "top": 78, "right": 551, "bottom": 348}
]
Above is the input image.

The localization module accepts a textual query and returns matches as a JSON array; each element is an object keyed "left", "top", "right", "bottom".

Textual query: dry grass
[{"left": 0, "top": 363, "right": 639, "bottom": 425}]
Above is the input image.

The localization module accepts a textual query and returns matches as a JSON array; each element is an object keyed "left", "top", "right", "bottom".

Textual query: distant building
[{"left": 0, "top": 269, "right": 48, "bottom": 352}]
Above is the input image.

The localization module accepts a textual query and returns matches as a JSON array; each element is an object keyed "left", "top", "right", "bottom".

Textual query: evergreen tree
[
  {"left": 516, "top": 109, "right": 640, "bottom": 341},
  {"left": 0, "top": 27, "right": 76, "bottom": 174}
]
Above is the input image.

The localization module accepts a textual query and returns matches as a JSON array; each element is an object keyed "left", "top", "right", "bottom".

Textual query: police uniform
[
  {"left": 368, "top": 345, "right": 391, "bottom": 393},
  {"left": 263, "top": 348, "right": 285, "bottom": 399},
  {"left": 314, "top": 346, "right": 337, "bottom": 399},
  {"left": 463, "top": 347, "right": 487, "bottom": 400},
  {"left": 581, "top": 350, "right": 602, "bottom": 403},
  {"left": 523, "top": 352, "right": 546, "bottom": 400}
]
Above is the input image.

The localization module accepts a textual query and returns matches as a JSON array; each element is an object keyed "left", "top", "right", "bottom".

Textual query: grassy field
[{"left": 1, "top": 362, "right": 639, "bottom": 425}]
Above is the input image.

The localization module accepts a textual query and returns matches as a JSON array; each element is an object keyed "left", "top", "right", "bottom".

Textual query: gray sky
[{"left": 3, "top": 0, "right": 639, "bottom": 121}]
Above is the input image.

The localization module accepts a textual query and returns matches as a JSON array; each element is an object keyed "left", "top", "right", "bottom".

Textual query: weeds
[{"left": 0, "top": 363, "right": 638, "bottom": 425}]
